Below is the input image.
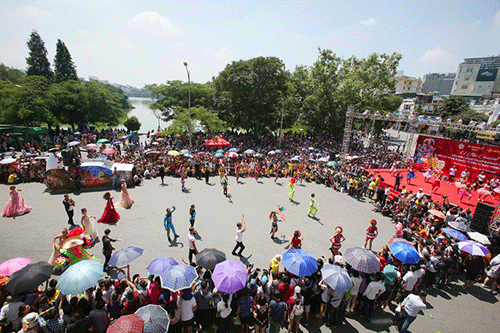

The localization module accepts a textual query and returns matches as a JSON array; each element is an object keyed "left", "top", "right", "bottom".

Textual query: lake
[{"left": 124, "top": 97, "right": 170, "bottom": 133}]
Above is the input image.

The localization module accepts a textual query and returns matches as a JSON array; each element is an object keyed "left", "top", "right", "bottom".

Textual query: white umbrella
[
  {"left": 243, "top": 149, "right": 255, "bottom": 154},
  {"left": 467, "top": 232, "right": 491, "bottom": 245},
  {"left": 0, "top": 158, "right": 17, "bottom": 164},
  {"left": 268, "top": 151, "right": 275, "bottom": 155}
]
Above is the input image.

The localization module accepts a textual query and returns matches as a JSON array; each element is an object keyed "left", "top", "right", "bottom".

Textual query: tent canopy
[{"left": 204, "top": 136, "right": 230, "bottom": 148}]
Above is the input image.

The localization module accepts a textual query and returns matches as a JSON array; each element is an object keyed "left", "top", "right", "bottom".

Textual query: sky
[{"left": 1, "top": 0, "right": 499, "bottom": 88}]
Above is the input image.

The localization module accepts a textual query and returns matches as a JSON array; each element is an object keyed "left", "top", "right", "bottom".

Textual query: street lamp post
[
  {"left": 183, "top": 62, "right": 192, "bottom": 146},
  {"left": 279, "top": 97, "right": 302, "bottom": 148}
]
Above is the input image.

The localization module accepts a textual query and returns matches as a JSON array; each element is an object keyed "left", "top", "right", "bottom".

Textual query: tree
[
  {"left": 26, "top": 31, "right": 53, "bottom": 80},
  {"left": 49, "top": 80, "right": 86, "bottom": 131},
  {"left": 123, "top": 116, "right": 141, "bottom": 132},
  {"left": 54, "top": 39, "right": 77, "bottom": 82},
  {"left": 444, "top": 109, "right": 488, "bottom": 140},
  {"left": 0, "top": 63, "right": 24, "bottom": 84},
  {"left": 439, "top": 96, "right": 470, "bottom": 118},
  {"left": 213, "top": 56, "right": 288, "bottom": 133}
]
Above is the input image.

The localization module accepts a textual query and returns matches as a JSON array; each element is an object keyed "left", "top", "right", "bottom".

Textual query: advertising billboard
[{"left": 476, "top": 64, "right": 499, "bottom": 82}]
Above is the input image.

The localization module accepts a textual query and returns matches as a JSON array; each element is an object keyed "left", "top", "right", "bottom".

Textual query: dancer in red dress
[
  {"left": 97, "top": 192, "right": 120, "bottom": 223},
  {"left": 364, "top": 219, "right": 378, "bottom": 250},
  {"left": 330, "top": 226, "right": 345, "bottom": 256}
]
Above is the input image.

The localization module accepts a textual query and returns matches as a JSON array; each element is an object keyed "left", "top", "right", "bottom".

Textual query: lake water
[{"left": 124, "top": 97, "right": 170, "bottom": 133}]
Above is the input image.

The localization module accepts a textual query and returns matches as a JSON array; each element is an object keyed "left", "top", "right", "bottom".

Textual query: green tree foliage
[
  {"left": 26, "top": 31, "right": 53, "bottom": 80},
  {"left": 82, "top": 81, "right": 131, "bottom": 126},
  {"left": 123, "top": 116, "right": 141, "bottom": 132},
  {"left": 193, "top": 107, "right": 226, "bottom": 136},
  {"left": 439, "top": 96, "right": 470, "bottom": 118},
  {"left": 0, "top": 63, "right": 24, "bottom": 84},
  {"left": 444, "top": 108, "right": 488, "bottom": 140},
  {"left": 54, "top": 39, "right": 78, "bottom": 83},
  {"left": 213, "top": 56, "right": 288, "bottom": 133},
  {"left": 147, "top": 81, "right": 214, "bottom": 122},
  {"left": 49, "top": 80, "right": 86, "bottom": 131}
]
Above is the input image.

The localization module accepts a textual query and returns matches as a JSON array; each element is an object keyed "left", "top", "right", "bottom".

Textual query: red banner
[{"left": 414, "top": 135, "right": 500, "bottom": 180}]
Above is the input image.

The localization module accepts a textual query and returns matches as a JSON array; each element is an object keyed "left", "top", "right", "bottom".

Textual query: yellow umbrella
[{"left": 167, "top": 150, "right": 180, "bottom": 156}]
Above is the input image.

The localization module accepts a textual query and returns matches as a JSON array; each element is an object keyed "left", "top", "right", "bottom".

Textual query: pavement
[{"left": 1, "top": 130, "right": 499, "bottom": 332}]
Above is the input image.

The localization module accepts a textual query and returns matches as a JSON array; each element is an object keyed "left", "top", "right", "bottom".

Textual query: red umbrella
[
  {"left": 101, "top": 148, "right": 117, "bottom": 155},
  {"left": 107, "top": 314, "right": 144, "bottom": 333},
  {"left": 388, "top": 237, "right": 412, "bottom": 246}
]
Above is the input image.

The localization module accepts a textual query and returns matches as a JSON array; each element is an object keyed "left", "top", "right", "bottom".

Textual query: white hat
[{"left": 294, "top": 286, "right": 301, "bottom": 294}]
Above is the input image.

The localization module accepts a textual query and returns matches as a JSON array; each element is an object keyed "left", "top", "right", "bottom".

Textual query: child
[
  {"left": 307, "top": 193, "right": 320, "bottom": 217},
  {"left": 364, "top": 219, "right": 378, "bottom": 251}
]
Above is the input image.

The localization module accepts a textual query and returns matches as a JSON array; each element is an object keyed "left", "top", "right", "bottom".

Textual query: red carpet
[{"left": 365, "top": 169, "right": 499, "bottom": 214}]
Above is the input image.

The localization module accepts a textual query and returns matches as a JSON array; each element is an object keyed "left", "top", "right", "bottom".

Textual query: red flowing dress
[{"left": 98, "top": 198, "right": 120, "bottom": 223}]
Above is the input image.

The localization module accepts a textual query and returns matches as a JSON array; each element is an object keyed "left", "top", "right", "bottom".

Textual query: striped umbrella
[
  {"left": 441, "top": 228, "right": 467, "bottom": 241},
  {"left": 344, "top": 247, "right": 380, "bottom": 273},
  {"left": 456, "top": 241, "right": 490, "bottom": 257},
  {"left": 107, "top": 314, "right": 144, "bottom": 333}
]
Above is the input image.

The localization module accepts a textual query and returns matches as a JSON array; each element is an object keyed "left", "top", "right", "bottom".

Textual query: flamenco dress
[
  {"left": 98, "top": 198, "right": 120, "bottom": 223},
  {"left": 2, "top": 191, "right": 32, "bottom": 217},
  {"left": 116, "top": 184, "right": 134, "bottom": 209}
]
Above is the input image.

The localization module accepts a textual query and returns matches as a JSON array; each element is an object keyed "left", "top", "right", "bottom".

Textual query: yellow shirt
[
  {"left": 8, "top": 174, "right": 16, "bottom": 184},
  {"left": 269, "top": 258, "right": 280, "bottom": 273}
]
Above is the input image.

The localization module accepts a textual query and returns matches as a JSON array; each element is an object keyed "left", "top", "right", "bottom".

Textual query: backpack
[{"left": 290, "top": 297, "right": 304, "bottom": 320}]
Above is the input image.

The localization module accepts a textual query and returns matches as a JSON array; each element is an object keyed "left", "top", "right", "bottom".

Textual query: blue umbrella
[
  {"left": 73, "top": 131, "right": 81, "bottom": 135},
  {"left": 57, "top": 260, "right": 103, "bottom": 295},
  {"left": 382, "top": 264, "right": 398, "bottom": 285},
  {"left": 282, "top": 249, "right": 318, "bottom": 276},
  {"left": 321, "top": 264, "right": 353, "bottom": 292},
  {"left": 441, "top": 227, "right": 467, "bottom": 241},
  {"left": 160, "top": 264, "right": 197, "bottom": 292},
  {"left": 66, "top": 141, "right": 81, "bottom": 147},
  {"left": 228, "top": 147, "right": 239, "bottom": 152},
  {"left": 344, "top": 247, "right": 380, "bottom": 274},
  {"left": 214, "top": 153, "right": 224, "bottom": 158},
  {"left": 108, "top": 247, "right": 143, "bottom": 267},
  {"left": 389, "top": 241, "right": 421, "bottom": 264},
  {"left": 147, "top": 257, "right": 178, "bottom": 275},
  {"left": 275, "top": 149, "right": 283, "bottom": 154}
]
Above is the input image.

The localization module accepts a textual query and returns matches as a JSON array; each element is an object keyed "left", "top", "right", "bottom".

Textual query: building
[
  {"left": 421, "top": 73, "right": 455, "bottom": 95},
  {"left": 451, "top": 55, "right": 500, "bottom": 98},
  {"left": 394, "top": 75, "right": 422, "bottom": 98}
]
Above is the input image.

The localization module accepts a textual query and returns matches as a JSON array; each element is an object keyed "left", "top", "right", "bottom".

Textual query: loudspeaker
[{"left": 470, "top": 203, "right": 495, "bottom": 235}]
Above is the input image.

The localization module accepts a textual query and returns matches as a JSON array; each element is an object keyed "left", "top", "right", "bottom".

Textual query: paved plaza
[{"left": 1, "top": 169, "right": 498, "bottom": 332}]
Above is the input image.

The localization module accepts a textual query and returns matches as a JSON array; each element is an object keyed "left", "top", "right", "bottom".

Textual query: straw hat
[{"left": 61, "top": 236, "right": 84, "bottom": 250}]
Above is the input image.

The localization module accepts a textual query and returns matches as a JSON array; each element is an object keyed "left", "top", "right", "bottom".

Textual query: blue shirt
[
  {"left": 163, "top": 208, "right": 175, "bottom": 228},
  {"left": 238, "top": 296, "right": 253, "bottom": 318}
]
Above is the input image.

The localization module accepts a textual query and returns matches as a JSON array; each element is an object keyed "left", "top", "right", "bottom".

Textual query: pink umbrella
[
  {"left": 227, "top": 152, "right": 238, "bottom": 158},
  {"left": 0, "top": 257, "right": 32, "bottom": 276},
  {"left": 102, "top": 148, "right": 117, "bottom": 155}
]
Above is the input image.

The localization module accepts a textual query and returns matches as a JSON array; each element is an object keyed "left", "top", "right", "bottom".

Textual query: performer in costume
[
  {"left": 288, "top": 177, "right": 296, "bottom": 202},
  {"left": 189, "top": 204, "right": 196, "bottom": 228},
  {"left": 422, "top": 169, "right": 433, "bottom": 183},
  {"left": 116, "top": 179, "right": 134, "bottom": 209},
  {"left": 477, "top": 182, "right": 493, "bottom": 202},
  {"left": 364, "top": 219, "right": 378, "bottom": 251},
  {"left": 459, "top": 184, "right": 473, "bottom": 203},
  {"left": 97, "top": 192, "right": 120, "bottom": 224},
  {"left": 405, "top": 168, "right": 416, "bottom": 185},
  {"left": 49, "top": 228, "right": 68, "bottom": 265},
  {"left": 222, "top": 175, "right": 229, "bottom": 197},
  {"left": 164, "top": 206, "right": 179, "bottom": 242},
  {"left": 289, "top": 230, "right": 303, "bottom": 249},
  {"left": 307, "top": 193, "right": 320, "bottom": 217},
  {"left": 2, "top": 186, "right": 32, "bottom": 217},
  {"left": 54, "top": 235, "right": 96, "bottom": 268},
  {"left": 330, "top": 226, "right": 345, "bottom": 256},
  {"left": 81, "top": 208, "right": 98, "bottom": 240},
  {"left": 269, "top": 207, "right": 285, "bottom": 240}
]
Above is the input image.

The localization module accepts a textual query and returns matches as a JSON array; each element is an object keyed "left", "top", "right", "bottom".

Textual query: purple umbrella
[
  {"left": 212, "top": 260, "right": 247, "bottom": 294},
  {"left": 456, "top": 241, "right": 490, "bottom": 257},
  {"left": 146, "top": 257, "right": 178, "bottom": 275}
]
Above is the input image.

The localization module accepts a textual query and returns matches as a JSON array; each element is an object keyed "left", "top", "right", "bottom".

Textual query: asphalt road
[{"left": 1, "top": 165, "right": 498, "bottom": 332}]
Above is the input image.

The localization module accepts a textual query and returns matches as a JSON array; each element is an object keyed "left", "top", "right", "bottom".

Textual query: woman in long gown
[
  {"left": 116, "top": 179, "right": 134, "bottom": 209},
  {"left": 48, "top": 228, "right": 68, "bottom": 265},
  {"left": 2, "top": 186, "right": 32, "bottom": 217},
  {"left": 97, "top": 192, "right": 120, "bottom": 223},
  {"left": 81, "top": 208, "right": 98, "bottom": 239}
]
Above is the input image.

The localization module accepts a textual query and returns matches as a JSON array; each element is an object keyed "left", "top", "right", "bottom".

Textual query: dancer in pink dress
[
  {"left": 2, "top": 186, "right": 32, "bottom": 217},
  {"left": 116, "top": 179, "right": 134, "bottom": 209}
]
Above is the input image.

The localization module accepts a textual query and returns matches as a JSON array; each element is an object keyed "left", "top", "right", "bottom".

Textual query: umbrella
[
  {"left": 228, "top": 148, "right": 239, "bottom": 152},
  {"left": 344, "top": 247, "right": 380, "bottom": 274},
  {"left": 449, "top": 221, "right": 471, "bottom": 233},
  {"left": 179, "top": 149, "right": 190, "bottom": 155},
  {"left": 320, "top": 264, "right": 353, "bottom": 292},
  {"left": 196, "top": 248, "right": 226, "bottom": 271},
  {"left": 212, "top": 260, "right": 248, "bottom": 294},
  {"left": 216, "top": 149, "right": 225, "bottom": 153},
  {"left": 167, "top": 150, "right": 180, "bottom": 156},
  {"left": 135, "top": 304, "right": 170, "bottom": 333},
  {"left": 145, "top": 150, "right": 160, "bottom": 155},
  {"left": 290, "top": 157, "right": 300, "bottom": 161},
  {"left": 227, "top": 152, "right": 238, "bottom": 158},
  {"left": 309, "top": 158, "right": 316, "bottom": 162},
  {"left": 73, "top": 131, "right": 81, "bottom": 135},
  {"left": 57, "top": 260, "right": 103, "bottom": 295},
  {"left": 108, "top": 247, "right": 143, "bottom": 267},
  {"left": 147, "top": 257, "right": 179, "bottom": 275},
  {"left": 66, "top": 141, "right": 80, "bottom": 147},
  {"left": 97, "top": 139, "right": 109, "bottom": 143},
  {"left": 382, "top": 264, "right": 398, "bottom": 285},
  {"left": 326, "top": 161, "right": 339, "bottom": 167},
  {"left": 244, "top": 149, "right": 256, "bottom": 154},
  {"left": 0, "top": 158, "right": 17, "bottom": 164},
  {"left": 107, "top": 314, "right": 144, "bottom": 333},
  {"left": 318, "top": 157, "right": 329, "bottom": 162},
  {"left": 101, "top": 148, "right": 117, "bottom": 155},
  {"left": 388, "top": 237, "right": 411, "bottom": 246},
  {"left": 0, "top": 257, "right": 32, "bottom": 276},
  {"left": 275, "top": 149, "right": 283, "bottom": 154},
  {"left": 467, "top": 232, "right": 491, "bottom": 245},
  {"left": 151, "top": 142, "right": 160, "bottom": 145},
  {"left": 441, "top": 227, "right": 467, "bottom": 241},
  {"left": 456, "top": 241, "right": 490, "bottom": 256},
  {"left": 389, "top": 241, "right": 421, "bottom": 264},
  {"left": 183, "top": 153, "right": 193, "bottom": 158},
  {"left": 254, "top": 153, "right": 265, "bottom": 158},
  {"left": 308, "top": 147, "right": 315, "bottom": 150},
  {"left": 315, "top": 153, "right": 323, "bottom": 156},
  {"left": 428, "top": 209, "right": 446, "bottom": 219},
  {"left": 86, "top": 144, "right": 98, "bottom": 150},
  {"left": 160, "top": 264, "right": 197, "bottom": 292},
  {"left": 48, "top": 147, "right": 60, "bottom": 152},
  {"left": 282, "top": 249, "right": 318, "bottom": 277},
  {"left": 5, "top": 261, "right": 53, "bottom": 295},
  {"left": 214, "top": 153, "right": 224, "bottom": 158},
  {"left": 268, "top": 150, "right": 276, "bottom": 155}
]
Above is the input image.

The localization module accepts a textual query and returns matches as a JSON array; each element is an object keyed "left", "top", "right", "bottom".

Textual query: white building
[{"left": 451, "top": 55, "right": 500, "bottom": 97}]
